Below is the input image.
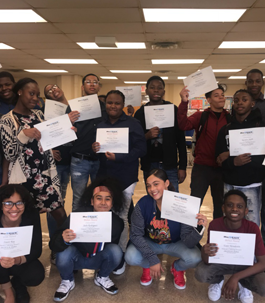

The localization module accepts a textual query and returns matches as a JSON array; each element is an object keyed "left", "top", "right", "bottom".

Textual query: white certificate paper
[
  {"left": 34, "top": 114, "right": 77, "bottom": 152},
  {"left": 96, "top": 128, "right": 129, "bottom": 153},
  {"left": 44, "top": 99, "right": 67, "bottom": 121},
  {"left": 184, "top": 66, "right": 218, "bottom": 99},
  {"left": 0, "top": 226, "right": 33, "bottom": 258},
  {"left": 229, "top": 127, "right": 265, "bottom": 156},
  {"left": 116, "top": 86, "right": 142, "bottom": 107},
  {"left": 70, "top": 212, "right": 111, "bottom": 243},
  {"left": 209, "top": 231, "right": 256, "bottom": 266},
  {"left": 144, "top": 104, "right": 174, "bottom": 129},
  {"left": 68, "top": 94, "right": 101, "bottom": 122},
  {"left": 161, "top": 190, "right": 201, "bottom": 227}
]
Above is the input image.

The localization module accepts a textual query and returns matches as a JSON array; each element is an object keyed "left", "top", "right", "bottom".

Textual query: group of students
[{"left": 0, "top": 69, "right": 265, "bottom": 303}]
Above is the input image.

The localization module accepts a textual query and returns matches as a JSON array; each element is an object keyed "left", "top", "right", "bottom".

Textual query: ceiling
[{"left": 1, "top": 0, "right": 265, "bottom": 85}]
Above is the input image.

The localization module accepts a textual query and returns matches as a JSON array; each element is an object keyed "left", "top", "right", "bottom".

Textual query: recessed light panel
[
  {"left": 0, "top": 10, "right": 46, "bottom": 23},
  {"left": 152, "top": 59, "right": 204, "bottom": 64},
  {"left": 219, "top": 42, "right": 265, "bottom": 48},
  {"left": 25, "top": 69, "right": 68, "bottom": 73},
  {"left": 45, "top": 59, "right": 97, "bottom": 64}
]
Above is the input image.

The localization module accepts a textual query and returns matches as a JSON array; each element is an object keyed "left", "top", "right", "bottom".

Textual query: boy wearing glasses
[{"left": 70, "top": 74, "right": 107, "bottom": 211}]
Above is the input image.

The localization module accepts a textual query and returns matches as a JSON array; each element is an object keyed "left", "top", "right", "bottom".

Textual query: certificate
[
  {"left": 68, "top": 94, "right": 101, "bottom": 122},
  {"left": 44, "top": 99, "right": 67, "bottom": 121},
  {"left": 209, "top": 231, "right": 255, "bottom": 266},
  {"left": 184, "top": 66, "right": 218, "bottom": 99},
  {"left": 70, "top": 212, "right": 112, "bottom": 243},
  {"left": 34, "top": 114, "right": 77, "bottom": 151},
  {"left": 229, "top": 127, "right": 265, "bottom": 156},
  {"left": 96, "top": 128, "right": 129, "bottom": 153},
  {"left": 116, "top": 86, "right": 142, "bottom": 107},
  {"left": 161, "top": 190, "right": 200, "bottom": 227},
  {"left": 0, "top": 226, "right": 33, "bottom": 258},
  {"left": 144, "top": 104, "right": 174, "bottom": 129}
]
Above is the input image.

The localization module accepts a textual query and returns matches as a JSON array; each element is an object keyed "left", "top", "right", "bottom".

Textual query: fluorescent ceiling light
[
  {"left": 259, "top": 59, "right": 265, "bottom": 63},
  {"left": 0, "top": 43, "right": 14, "bottom": 49},
  {"left": 152, "top": 59, "right": 204, "bottom": 64},
  {"left": 178, "top": 77, "right": 187, "bottom": 79},
  {"left": 228, "top": 76, "right": 246, "bottom": 79},
  {"left": 219, "top": 41, "right": 265, "bottom": 49},
  {"left": 161, "top": 77, "right": 168, "bottom": 80},
  {"left": 213, "top": 69, "right": 241, "bottom": 72},
  {"left": 25, "top": 69, "right": 68, "bottom": 73},
  {"left": 0, "top": 10, "right": 46, "bottom": 23},
  {"left": 143, "top": 9, "right": 245, "bottom": 22},
  {"left": 100, "top": 76, "right": 118, "bottom": 79},
  {"left": 77, "top": 42, "right": 146, "bottom": 49},
  {"left": 45, "top": 59, "right": 97, "bottom": 64},
  {"left": 124, "top": 81, "right": 146, "bottom": 84},
  {"left": 110, "top": 70, "right": 152, "bottom": 73}
]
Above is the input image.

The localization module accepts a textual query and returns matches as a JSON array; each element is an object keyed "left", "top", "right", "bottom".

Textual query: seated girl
[
  {"left": 125, "top": 168, "right": 207, "bottom": 289},
  {"left": 49, "top": 177, "right": 124, "bottom": 301},
  {"left": 0, "top": 184, "right": 44, "bottom": 303}
]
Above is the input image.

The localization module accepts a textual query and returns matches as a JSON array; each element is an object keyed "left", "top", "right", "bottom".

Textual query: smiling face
[
  {"left": 44, "top": 84, "right": 64, "bottom": 101},
  {"left": 246, "top": 72, "right": 264, "bottom": 99},
  {"left": 222, "top": 194, "right": 248, "bottom": 223},
  {"left": 91, "top": 191, "right": 113, "bottom": 212},
  {"left": 207, "top": 88, "right": 226, "bottom": 112},
  {"left": 233, "top": 91, "right": 254, "bottom": 118},
  {"left": 146, "top": 175, "right": 169, "bottom": 204},
  {"left": 82, "top": 75, "right": 100, "bottom": 96},
  {"left": 0, "top": 77, "right": 14, "bottom": 101},
  {"left": 18, "top": 82, "right": 40, "bottom": 110},
  {"left": 146, "top": 79, "right": 165, "bottom": 104},
  {"left": 2, "top": 192, "right": 25, "bottom": 224},
  {"left": 106, "top": 93, "right": 124, "bottom": 122}
]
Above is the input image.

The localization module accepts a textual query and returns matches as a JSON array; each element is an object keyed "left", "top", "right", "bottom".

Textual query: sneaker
[
  {"left": 170, "top": 263, "right": 186, "bottom": 289},
  {"left": 50, "top": 251, "right": 56, "bottom": 265},
  {"left": 11, "top": 277, "right": 30, "bottom": 303},
  {"left": 94, "top": 273, "right": 118, "bottom": 295},
  {"left": 208, "top": 280, "right": 224, "bottom": 301},
  {"left": 238, "top": 283, "right": 253, "bottom": 303},
  {"left": 54, "top": 280, "right": 75, "bottom": 302},
  {"left": 113, "top": 260, "right": 126, "bottom": 275},
  {"left": 140, "top": 268, "right": 152, "bottom": 286}
]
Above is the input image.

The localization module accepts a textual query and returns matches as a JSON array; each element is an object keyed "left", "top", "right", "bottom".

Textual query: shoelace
[
  {"left": 57, "top": 281, "right": 72, "bottom": 292},
  {"left": 239, "top": 287, "right": 252, "bottom": 298},
  {"left": 174, "top": 271, "right": 185, "bottom": 282},
  {"left": 98, "top": 276, "right": 114, "bottom": 288},
  {"left": 209, "top": 283, "right": 221, "bottom": 293},
  {"left": 142, "top": 269, "right": 151, "bottom": 279}
]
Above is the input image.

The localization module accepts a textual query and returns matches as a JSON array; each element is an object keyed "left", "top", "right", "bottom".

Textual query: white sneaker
[
  {"left": 54, "top": 280, "right": 75, "bottom": 302},
  {"left": 113, "top": 261, "right": 126, "bottom": 275},
  {"left": 238, "top": 282, "right": 253, "bottom": 303},
  {"left": 208, "top": 280, "right": 224, "bottom": 301},
  {"left": 94, "top": 273, "right": 118, "bottom": 295}
]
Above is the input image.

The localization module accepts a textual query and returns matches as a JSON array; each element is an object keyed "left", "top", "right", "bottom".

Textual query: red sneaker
[
  {"left": 171, "top": 263, "right": 186, "bottom": 289},
  {"left": 140, "top": 268, "right": 152, "bottom": 286}
]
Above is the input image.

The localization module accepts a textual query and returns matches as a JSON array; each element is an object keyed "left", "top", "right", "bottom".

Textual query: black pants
[
  {"left": 190, "top": 163, "right": 224, "bottom": 219},
  {"left": 0, "top": 259, "right": 44, "bottom": 286}
]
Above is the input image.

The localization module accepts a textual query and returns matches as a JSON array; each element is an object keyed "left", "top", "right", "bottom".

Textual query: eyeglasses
[
  {"left": 47, "top": 84, "right": 58, "bottom": 95},
  {"left": 2, "top": 201, "right": 25, "bottom": 209},
  {"left": 84, "top": 81, "right": 99, "bottom": 86}
]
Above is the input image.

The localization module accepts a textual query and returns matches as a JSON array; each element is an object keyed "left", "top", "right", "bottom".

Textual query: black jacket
[
  {"left": 216, "top": 109, "right": 265, "bottom": 186},
  {"left": 49, "top": 205, "right": 124, "bottom": 258},
  {"left": 134, "top": 101, "right": 187, "bottom": 171}
]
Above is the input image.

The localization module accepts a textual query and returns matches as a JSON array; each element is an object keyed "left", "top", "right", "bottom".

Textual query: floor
[{"left": 1, "top": 167, "right": 264, "bottom": 303}]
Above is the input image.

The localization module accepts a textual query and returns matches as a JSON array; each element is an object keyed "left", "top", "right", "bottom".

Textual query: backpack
[{"left": 191, "top": 111, "right": 231, "bottom": 157}]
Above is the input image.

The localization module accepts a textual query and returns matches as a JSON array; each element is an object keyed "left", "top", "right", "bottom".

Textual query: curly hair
[
  {"left": 79, "top": 177, "right": 124, "bottom": 212},
  {"left": 0, "top": 184, "right": 35, "bottom": 212}
]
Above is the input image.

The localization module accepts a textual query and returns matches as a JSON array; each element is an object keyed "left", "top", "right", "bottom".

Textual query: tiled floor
[{"left": 1, "top": 168, "right": 264, "bottom": 303}]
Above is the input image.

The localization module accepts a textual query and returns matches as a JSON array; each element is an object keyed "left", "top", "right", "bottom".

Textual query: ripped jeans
[{"left": 70, "top": 156, "right": 100, "bottom": 211}]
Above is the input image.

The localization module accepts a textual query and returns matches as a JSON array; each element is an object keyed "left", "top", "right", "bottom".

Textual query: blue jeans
[
  {"left": 46, "top": 164, "right": 70, "bottom": 238},
  {"left": 224, "top": 183, "right": 261, "bottom": 227},
  {"left": 125, "top": 237, "right": 201, "bottom": 271},
  {"left": 70, "top": 157, "right": 100, "bottom": 211},
  {"left": 144, "top": 162, "right": 179, "bottom": 192},
  {"left": 56, "top": 244, "right": 123, "bottom": 280}
]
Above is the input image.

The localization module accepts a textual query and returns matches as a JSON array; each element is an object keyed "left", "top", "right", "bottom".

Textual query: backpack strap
[{"left": 196, "top": 111, "right": 210, "bottom": 141}]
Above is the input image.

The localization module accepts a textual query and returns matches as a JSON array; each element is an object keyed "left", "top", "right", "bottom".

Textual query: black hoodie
[{"left": 216, "top": 108, "right": 265, "bottom": 186}]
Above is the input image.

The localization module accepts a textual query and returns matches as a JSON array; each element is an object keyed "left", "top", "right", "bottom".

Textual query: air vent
[{"left": 151, "top": 42, "right": 179, "bottom": 50}]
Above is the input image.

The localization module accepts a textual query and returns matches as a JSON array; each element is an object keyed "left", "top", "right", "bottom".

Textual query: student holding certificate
[
  {"left": 0, "top": 184, "right": 44, "bottom": 303},
  {"left": 125, "top": 169, "right": 207, "bottom": 289},
  {"left": 195, "top": 190, "right": 265, "bottom": 302},
  {"left": 50, "top": 177, "right": 124, "bottom": 301},
  {"left": 216, "top": 90, "right": 265, "bottom": 227},
  {"left": 0, "top": 78, "right": 67, "bottom": 229},
  {"left": 92, "top": 90, "right": 146, "bottom": 273}
]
